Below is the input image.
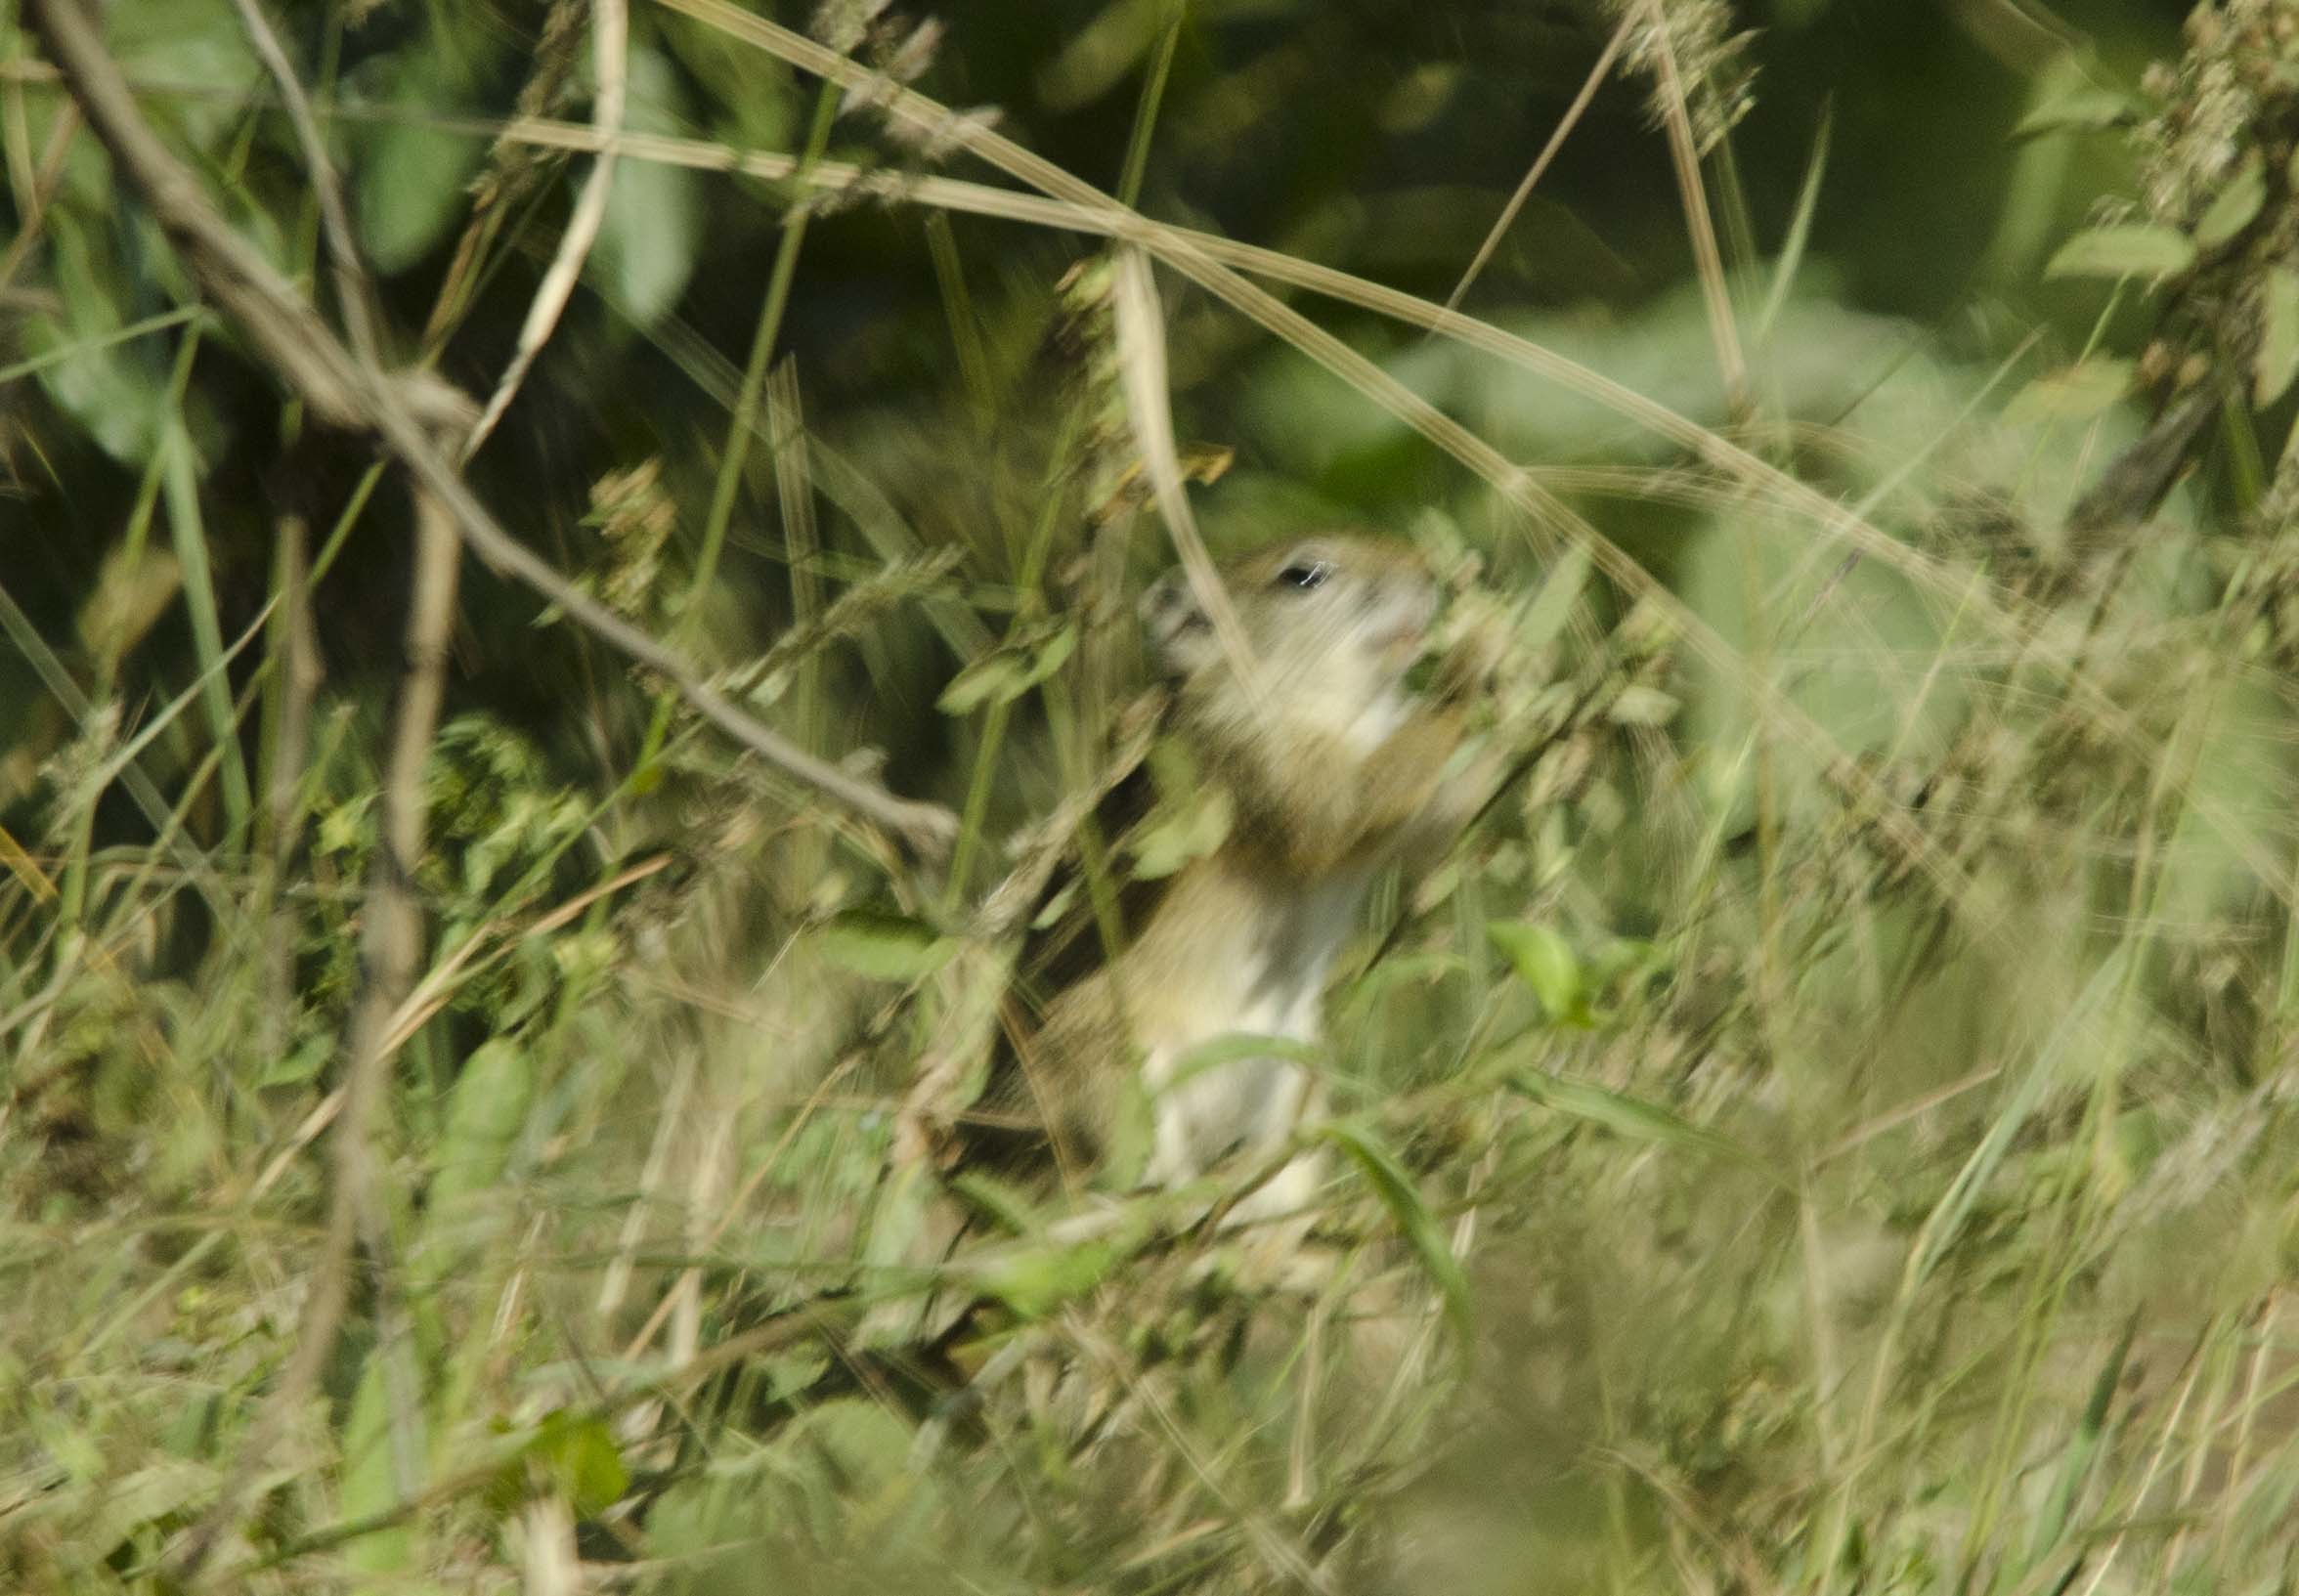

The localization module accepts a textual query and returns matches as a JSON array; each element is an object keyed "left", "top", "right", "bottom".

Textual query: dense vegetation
[{"left": 6, "top": 0, "right": 2299, "bottom": 1589}]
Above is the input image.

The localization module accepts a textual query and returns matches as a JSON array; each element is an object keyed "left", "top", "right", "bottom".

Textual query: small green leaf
[
  {"left": 2002, "top": 358, "right": 2135, "bottom": 428},
  {"left": 973, "top": 1233, "right": 1124, "bottom": 1319},
  {"left": 816, "top": 910, "right": 957, "bottom": 980},
  {"left": 2043, "top": 224, "right": 2194, "bottom": 281},
  {"left": 1508, "top": 1069, "right": 1785, "bottom": 1186},
  {"left": 31, "top": 213, "right": 167, "bottom": 463},
  {"left": 85, "top": 1461, "right": 213, "bottom": 1560},
  {"left": 2256, "top": 267, "right": 2299, "bottom": 408},
  {"left": 113, "top": 0, "right": 262, "bottom": 151},
  {"left": 429, "top": 1039, "right": 534, "bottom": 1214},
  {"left": 2012, "top": 87, "right": 2136, "bottom": 137},
  {"left": 1105, "top": 1071, "right": 1154, "bottom": 1189},
  {"left": 1317, "top": 1120, "right": 1472, "bottom": 1362},
  {"left": 950, "top": 1169, "right": 1047, "bottom": 1237},
  {"left": 1486, "top": 921, "right": 1588, "bottom": 1025},
  {"left": 1128, "top": 786, "right": 1233, "bottom": 879},
  {"left": 341, "top": 1359, "right": 417, "bottom": 1574},
  {"left": 1036, "top": 0, "right": 1167, "bottom": 112},
  {"left": 935, "top": 653, "right": 1026, "bottom": 714},
  {"left": 530, "top": 1413, "right": 630, "bottom": 1518},
  {"left": 260, "top": 1033, "right": 330, "bottom": 1088},
  {"left": 76, "top": 542, "right": 182, "bottom": 661},
  {"left": 1029, "top": 878, "right": 1080, "bottom": 931},
  {"left": 357, "top": 96, "right": 485, "bottom": 275},
  {"left": 2193, "top": 154, "right": 2266, "bottom": 251},
  {"left": 936, "top": 621, "right": 1078, "bottom": 713},
  {"left": 590, "top": 47, "right": 704, "bottom": 325},
  {"left": 1517, "top": 541, "right": 1591, "bottom": 652}
]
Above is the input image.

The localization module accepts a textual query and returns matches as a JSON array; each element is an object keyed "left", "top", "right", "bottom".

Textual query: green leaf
[
  {"left": 341, "top": 1359, "right": 418, "bottom": 1575},
  {"left": 85, "top": 1461, "right": 214, "bottom": 1561},
  {"left": 1317, "top": 1120, "right": 1473, "bottom": 1363},
  {"left": 2002, "top": 358, "right": 2135, "bottom": 428},
  {"left": 2025, "top": 1315, "right": 2136, "bottom": 1566},
  {"left": 949, "top": 1169, "right": 1048, "bottom": 1237},
  {"left": 815, "top": 910, "right": 958, "bottom": 981},
  {"left": 31, "top": 212, "right": 166, "bottom": 463},
  {"left": 1486, "top": 921, "right": 1588, "bottom": 1025},
  {"left": 2011, "top": 87, "right": 2136, "bottom": 137},
  {"left": 1128, "top": 785, "right": 1233, "bottom": 879},
  {"left": 936, "top": 620, "right": 1078, "bottom": 713},
  {"left": 76, "top": 540, "right": 182, "bottom": 661},
  {"left": 1029, "top": 878, "right": 1080, "bottom": 931},
  {"left": 1517, "top": 541, "right": 1591, "bottom": 652},
  {"left": 356, "top": 75, "right": 486, "bottom": 275},
  {"left": 2193, "top": 154, "right": 2265, "bottom": 251},
  {"left": 2255, "top": 267, "right": 2299, "bottom": 408},
  {"left": 590, "top": 47, "right": 704, "bottom": 325},
  {"left": 1105, "top": 1071, "right": 1154, "bottom": 1189},
  {"left": 1508, "top": 1070, "right": 1784, "bottom": 1186},
  {"left": 529, "top": 1413, "right": 630, "bottom": 1519},
  {"left": 113, "top": 0, "right": 261, "bottom": 152},
  {"left": 1036, "top": 0, "right": 1167, "bottom": 112},
  {"left": 2043, "top": 224, "right": 2194, "bottom": 281},
  {"left": 260, "top": 1032, "right": 331, "bottom": 1088},
  {"left": 429, "top": 1039, "right": 534, "bottom": 1214},
  {"left": 973, "top": 1232, "right": 1125, "bottom": 1319}
]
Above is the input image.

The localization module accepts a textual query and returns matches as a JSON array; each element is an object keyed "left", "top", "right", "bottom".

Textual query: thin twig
[
  {"left": 1437, "top": 14, "right": 1630, "bottom": 321},
  {"left": 420, "top": 0, "right": 588, "bottom": 350},
  {"left": 225, "top": 0, "right": 380, "bottom": 364},
  {"left": 23, "top": 0, "right": 957, "bottom": 857},
  {"left": 0, "top": 98, "right": 78, "bottom": 305},
  {"left": 463, "top": 0, "right": 627, "bottom": 458}
]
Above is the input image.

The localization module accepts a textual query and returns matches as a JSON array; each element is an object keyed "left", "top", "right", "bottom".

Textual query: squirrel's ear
[{"left": 1140, "top": 567, "right": 1219, "bottom": 678}]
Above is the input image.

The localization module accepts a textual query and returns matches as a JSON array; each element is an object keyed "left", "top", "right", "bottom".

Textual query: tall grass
[{"left": 5, "top": 2, "right": 2298, "bottom": 1593}]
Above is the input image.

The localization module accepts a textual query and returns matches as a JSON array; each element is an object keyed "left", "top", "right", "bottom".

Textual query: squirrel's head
[{"left": 1140, "top": 535, "right": 1436, "bottom": 745}]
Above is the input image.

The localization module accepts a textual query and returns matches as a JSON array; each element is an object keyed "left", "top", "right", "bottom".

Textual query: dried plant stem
[
  {"left": 1638, "top": 0, "right": 1746, "bottom": 409},
  {"left": 257, "top": 513, "right": 322, "bottom": 1062},
  {"left": 0, "top": 97, "right": 78, "bottom": 303},
  {"left": 1439, "top": 14, "right": 1630, "bottom": 320},
  {"left": 463, "top": 0, "right": 627, "bottom": 458},
  {"left": 175, "top": 484, "right": 459, "bottom": 1583}
]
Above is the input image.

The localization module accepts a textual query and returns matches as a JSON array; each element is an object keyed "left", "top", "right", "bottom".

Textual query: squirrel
[{"left": 1005, "top": 532, "right": 1500, "bottom": 1228}]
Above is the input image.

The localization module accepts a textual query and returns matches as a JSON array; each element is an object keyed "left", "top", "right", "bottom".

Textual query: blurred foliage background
[{"left": 11, "top": 0, "right": 2299, "bottom": 1591}]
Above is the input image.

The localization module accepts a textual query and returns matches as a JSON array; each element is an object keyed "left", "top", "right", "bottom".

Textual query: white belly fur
[{"left": 1140, "top": 870, "right": 1369, "bottom": 1222}]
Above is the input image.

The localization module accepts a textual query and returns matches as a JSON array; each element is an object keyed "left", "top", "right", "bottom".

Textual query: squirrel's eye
[{"left": 1276, "top": 558, "right": 1333, "bottom": 591}]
